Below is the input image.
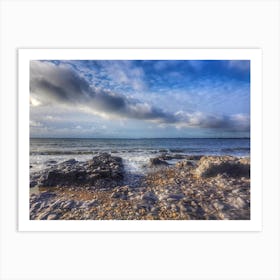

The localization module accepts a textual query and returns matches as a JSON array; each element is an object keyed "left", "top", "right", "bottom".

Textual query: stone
[
  {"left": 30, "top": 153, "right": 124, "bottom": 188},
  {"left": 166, "top": 193, "right": 185, "bottom": 202},
  {"left": 149, "top": 157, "right": 169, "bottom": 167},
  {"left": 195, "top": 156, "right": 250, "bottom": 178},
  {"left": 30, "top": 180, "right": 37, "bottom": 188},
  {"left": 47, "top": 213, "right": 61, "bottom": 220},
  {"left": 111, "top": 186, "right": 129, "bottom": 200},
  {"left": 141, "top": 191, "right": 158, "bottom": 204}
]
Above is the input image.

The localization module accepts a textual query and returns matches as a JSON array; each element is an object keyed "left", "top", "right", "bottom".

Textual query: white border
[{"left": 18, "top": 48, "right": 262, "bottom": 231}]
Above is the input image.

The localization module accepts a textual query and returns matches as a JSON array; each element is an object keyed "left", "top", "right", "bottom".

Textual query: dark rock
[
  {"left": 167, "top": 193, "right": 185, "bottom": 202},
  {"left": 87, "top": 199, "right": 99, "bottom": 207},
  {"left": 45, "top": 160, "right": 57, "bottom": 164},
  {"left": 169, "top": 149, "right": 184, "bottom": 153},
  {"left": 61, "top": 159, "right": 77, "bottom": 165},
  {"left": 30, "top": 153, "right": 124, "bottom": 188},
  {"left": 185, "top": 155, "right": 203, "bottom": 161},
  {"left": 30, "top": 180, "right": 37, "bottom": 188},
  {"left": 62, "top": 200, "right": 76, "bottom": 209},
  {"left": 38, "top": 192, "right": 57, "bottom": 200},
  {"left": 149, "top": 157, "right": 169, "bottom": 167},
  {"left": 141, "top": 191, "right": 158, "bottom": 204},
  {"left": 111, "top": 186, "right": 129, "bottom": 200}
]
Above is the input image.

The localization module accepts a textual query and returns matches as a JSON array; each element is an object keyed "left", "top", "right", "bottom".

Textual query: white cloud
[
  {"left": 30, "top": 60, "right": 250, "bottom": 134},
  {"left": 228, "top": 60, "right": 250, "bottom": 71}
]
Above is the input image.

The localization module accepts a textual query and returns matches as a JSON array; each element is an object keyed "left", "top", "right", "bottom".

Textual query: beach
[{"left": 30, "top": 138, "right": 250, "bottom": 220}]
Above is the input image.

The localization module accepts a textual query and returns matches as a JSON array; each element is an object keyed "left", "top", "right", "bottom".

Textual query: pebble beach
[{"left": 30, "top": 153, "right": 250, "bottom": 220}]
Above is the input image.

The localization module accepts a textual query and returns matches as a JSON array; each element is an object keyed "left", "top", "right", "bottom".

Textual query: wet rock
[
  {"left": 160, "top": 154, "right": 186, "bottom": 160},
  {"left": 185, "top": 155, "right": 203, "bottom": 161},
  {"left": 175, "top": 160, "right": 195, "bottom": 169},
  {"left": 45, "top": 160, "right": 58, "bottom": 166},
  {"left": 149, "top": 157, "right": 169, "bottom": 167},
  {"left": 30, "top": 153, "right": 124, "bottom": 188},
  {"left": 61, "top": 159, "right": 77, "bottom": 165}
]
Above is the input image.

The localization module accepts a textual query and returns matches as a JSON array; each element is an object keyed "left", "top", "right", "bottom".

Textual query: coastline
[{"left": 30, "top": 153, "right": 250, "bottom": 220}]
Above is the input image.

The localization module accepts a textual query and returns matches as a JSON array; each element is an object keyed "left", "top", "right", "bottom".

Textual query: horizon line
[{"left": 30, "top": 136, "right": 250, "bottom": 140}]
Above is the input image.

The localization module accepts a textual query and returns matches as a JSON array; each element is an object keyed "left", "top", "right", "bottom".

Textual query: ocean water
[{"left": 30, "top": 138, "right": 250, "bottom": 174}]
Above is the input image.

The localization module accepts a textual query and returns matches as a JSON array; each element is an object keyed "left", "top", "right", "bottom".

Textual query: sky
[{"left": 30, "top": 59, "right": 250, "bottom": 138}]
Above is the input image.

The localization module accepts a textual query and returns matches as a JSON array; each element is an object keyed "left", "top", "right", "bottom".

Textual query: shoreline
[{"left": 30, "top": 153, "right": 250, "bottom": 220}]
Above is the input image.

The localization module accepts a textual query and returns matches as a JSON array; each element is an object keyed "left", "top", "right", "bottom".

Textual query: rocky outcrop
[
  {"left": 30, "top": 153, "right": 124, "bottom": 188},
  {"left": 195, "top": 156, "right": 250, "bottom": 178}
]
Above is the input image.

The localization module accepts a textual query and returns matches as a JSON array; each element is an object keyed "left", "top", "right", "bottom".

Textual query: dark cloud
[
  {"left": 30, "top": 60, "right": 249, "bottom": 131},
  {"left": 30, "top": 61, "right": 177, "bottom": 124}
]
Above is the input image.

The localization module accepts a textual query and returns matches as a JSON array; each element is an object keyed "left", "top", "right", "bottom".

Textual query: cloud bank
[{"left": 30, "top": 60, "right": 250, "bottom": 132}]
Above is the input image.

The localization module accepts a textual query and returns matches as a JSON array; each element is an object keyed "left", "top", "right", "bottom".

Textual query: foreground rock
[
  {"left": 30, "top": 155, "right": 250, "bottom": 220},
  {"left": 149, "top": 157, "right": 169, "bottom": 167},
  {"left": 195, "top": 156, "right": 250, "bottom": 178},
  {"left": 30, "top": 153, "right": 124, "bottom": 189}
]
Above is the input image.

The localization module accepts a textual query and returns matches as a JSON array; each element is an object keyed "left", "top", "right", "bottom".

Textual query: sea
[{"left": 30, "top": 138, "right": 250, "bottom": 175}]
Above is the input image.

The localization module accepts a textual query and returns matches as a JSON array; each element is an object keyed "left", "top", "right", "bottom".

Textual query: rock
[
  {"left": 166, "top": 193, "right": 185, "bottom": 202},
  {"left": 149, "top": 157, "right": 169, "bottom": 167},
  {"left": 141, "top": 191, "right": 158, "bottom": 204},
  {"left": 30, "top": 153, "right": 124, "bottom": 188},
  {"left": 195, "top": 156, "right": 250, "bottom": 178},
  {"left": 175, "top": 160, "right": 195, "bottom": 169},
  {"left": 160, "top": 154, "right": 186, "bottom": 160},
  {"left": 62, "top": 200, "right": 76, "bottom": 209},
  {"left": 47, "top": 213, "right": 61, "bottom": 220},
  {"left": 30, "top": 180, "right": 37, "bottom": 188},
  {"left": 37, "top": 211, "right": 51, "bottom": 220},
  {"left": 45, "top": 160, "right": 58, "bottom": 166},
  {"left": 185, "top": 155, "right": 203, "bottom": 161},
  {"left": 50, "top": 199, "right": 63, "bottom": 210},
  {"left": 111, "top": 186, "right": 129, "bottom": 200},
  {"left": 62, "top": 159, "right": 77, "bottom": 165}
]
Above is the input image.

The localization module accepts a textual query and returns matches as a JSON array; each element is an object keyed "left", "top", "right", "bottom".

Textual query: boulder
[
  {"left": 30, "top": 153, "right": 124, "bottom": 188},
  {"left": 149, "top": 157, "right": 169, "bottom": 167},
  {"left": 195, "top": 156, "right": 250, "bottom": 178}
]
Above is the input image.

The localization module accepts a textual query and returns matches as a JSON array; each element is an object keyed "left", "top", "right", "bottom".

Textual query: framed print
[
  {"left": 18, "top": 48, "right": 262, "bottom": 231},
  {"left": 1, "top": 0, "right": 279, "bottom": 280}
]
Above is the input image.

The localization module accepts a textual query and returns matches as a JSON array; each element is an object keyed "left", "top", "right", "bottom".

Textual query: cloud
[
  {"left": 30, "top": 61, "right": 91, "bottom": 105},
  {"left": 175, "top": 111, "right": 250, "bottom": 131},
  {"left": 30, "top": 61, "right": 176, "bottom": 124},
  {"left": 228, "top": 60, "right": 250, "bottom": 71},
  {"left": 30, "top": 60, "right": 249, "bottom": 132},
  {"left": 95, "top": 60, "right": 146, "bottom": 91},
  {"left": 30, "top": 120, "right": 43, "bottom": 127}
]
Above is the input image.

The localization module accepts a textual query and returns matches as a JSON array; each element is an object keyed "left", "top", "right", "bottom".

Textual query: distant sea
[{"left": 30, "top": 138, "right": 250, "bottom": 174}]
